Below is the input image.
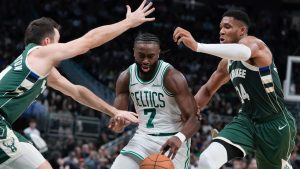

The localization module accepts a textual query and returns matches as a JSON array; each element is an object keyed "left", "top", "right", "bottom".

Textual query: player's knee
[{"left": 198, "top": 153, "right": 215, "bottom": 169}]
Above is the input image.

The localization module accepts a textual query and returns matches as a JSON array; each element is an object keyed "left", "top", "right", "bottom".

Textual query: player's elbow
[
  {"left": 68, "top": 85, "right": 84, "bottom": 101},
  {"left": 203, "top": 85, "right": 214, "bottom": 98}
]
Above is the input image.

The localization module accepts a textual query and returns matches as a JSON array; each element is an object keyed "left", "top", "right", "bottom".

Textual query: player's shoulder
[
  {"left": 117, "top": 68, "right": 130, "bottom": 82},
  {"left": 239, "top": 36, "right": 265, "bottom": 46},
  {"left": 163, "top": 65, "right": 185, "bottom": 84},
  {"left": 162, "top": 63, "right": 178, "bottom": 76}
]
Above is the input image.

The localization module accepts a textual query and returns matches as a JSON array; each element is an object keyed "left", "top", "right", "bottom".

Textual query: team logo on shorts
[
  {"left": 282, "top": 159, "right": 292, "bottom": 169},
  {"left": 3, "top": 137, "right": 17, "bottom": 152}
]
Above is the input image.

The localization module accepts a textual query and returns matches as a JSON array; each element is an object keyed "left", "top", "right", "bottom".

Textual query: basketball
[{"left": 140, "top": 153, "right": 175, "bottom": 169}]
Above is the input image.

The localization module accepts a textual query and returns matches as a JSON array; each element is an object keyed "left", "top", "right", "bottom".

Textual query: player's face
[
  {"left": 219, "top": 17, "right": 245, "bottom": 43},
  {"left": 133, "top": 42, "right": 160, "bottom": 74}
]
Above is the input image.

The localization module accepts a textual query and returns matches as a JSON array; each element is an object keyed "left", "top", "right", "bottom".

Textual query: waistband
[{"left": 147, "top": 132, "right": 178, "bottom": 136}]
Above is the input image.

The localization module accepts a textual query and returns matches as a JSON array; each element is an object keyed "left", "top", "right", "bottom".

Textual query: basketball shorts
[
  {"left": 119, "top": 130, "right": 191, "bottom": 169},
  {"left": 0, "top": 117, "right": 46, "bottom": 169},
  {"left": 215, "top": 111, "right": 297, "bottom": 169}
]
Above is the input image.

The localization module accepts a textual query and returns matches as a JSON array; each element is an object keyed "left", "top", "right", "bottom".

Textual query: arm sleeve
[{"left": 196, "top": 43, "right": 251, "bottom": 61}]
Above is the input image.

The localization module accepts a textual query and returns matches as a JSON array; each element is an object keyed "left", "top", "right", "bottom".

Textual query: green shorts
[{"left": 215, "top": 112, "right": 297, "bottom": 169}]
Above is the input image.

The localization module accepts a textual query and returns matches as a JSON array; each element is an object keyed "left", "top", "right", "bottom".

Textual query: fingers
[
  {"left": 162, "top": 145, "right": 177, "bottom": 160},
  {"left": 173, "top": 27, "right": 189, "bottom": 43},
  {"left": 129, "top": 112, "right": 139, "bottom": 123},
  {"left": 127, "top": 116, "right": 138, "bottom": 123},
  {"left": 173, "top": 27, "right": 182, "bottom": 41},
  {"left": 108, "top": 118, "right": 116, "bottom": 129},
  {"left": 142, "top": 1, "right": 153, "bottom": 13},
  {"left": 115, "top": 110, "right": 138, "bottom": 123},
  {"left": 108, "top": 121, "right": 114, "bottom": 129},
  {"left": 116, "top": 116, "right": 125, "bottom": 125},
  {"left": 144, "top": 7, "right": 155, "bottom": 17},
  {"left": 174, "top": 31, "right": 183, "bottom": 43},
  {"left": 171, "top": 151, "right": 177, "bottom": 160},
  {"left": 138, "top": 0, "right": 147, "bottom": 10},
  {"left": 127, "top": 0, "right": 155, "bottom": 28},
  {"left": 130, "top": 112, "right": 138, "bottom": 118},
  {"left": 108, "top": 117, "right": 126, "bottom": 132},
  {"left": 124, "top": 113, "right": 138, "bottom": 123},
  {"left": 167, "top": 145, "right": 178, "bottom": 160},
  {"left": 160, "top": 144, "right": 170, "bottom": 155},
  {"left": 177, "top": 37, "right": 183, "bottom": 45},
  {"left": 144, "top": 17, "right": 155, "bottom": 22},
  {"left": 126, "top": 5, "right": 131, "bottom": 15}
]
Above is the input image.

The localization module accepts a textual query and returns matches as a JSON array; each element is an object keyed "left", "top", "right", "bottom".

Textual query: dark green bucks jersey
[
  {"left": 228, "top": 60, "right": 287, "bottom": 120},
  {"left": 0, "top": 43, "right": 47, "bottom": 124}
]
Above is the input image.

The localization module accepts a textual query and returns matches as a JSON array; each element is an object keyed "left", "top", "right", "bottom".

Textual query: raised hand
[
  {"left": 126, "top": 0, "right": 155, "bottom": 28},
  {"left": 173, "top": 27, "right": 198, "bottom": 51}
]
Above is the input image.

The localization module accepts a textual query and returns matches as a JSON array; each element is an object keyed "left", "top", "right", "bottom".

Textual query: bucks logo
[
  {"left": 282, "top": 159, "right": 292, "bottom": 169},
  {"left": 3, "top": 137, "right": 17, "bottom": 152}
]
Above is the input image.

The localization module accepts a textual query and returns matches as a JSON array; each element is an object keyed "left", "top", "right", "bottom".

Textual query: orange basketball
[{"left": 140, "top": 153, "right": 175, "bottom": 169}]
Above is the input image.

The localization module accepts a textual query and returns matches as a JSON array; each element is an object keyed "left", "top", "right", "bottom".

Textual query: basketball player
[
  {"left": 0, "top": 1, "right": 154, "bottom": 169},
  {"left": 172, "top": 9, "right": 297, "bottom": 169},
  {"left": 109, "top": 33, "right": 200, "bottom": 169}
]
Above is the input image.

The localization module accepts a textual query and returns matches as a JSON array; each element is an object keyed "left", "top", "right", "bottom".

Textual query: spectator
[{"left": 24, "top": 118, "right": 41, "bottom": 136}]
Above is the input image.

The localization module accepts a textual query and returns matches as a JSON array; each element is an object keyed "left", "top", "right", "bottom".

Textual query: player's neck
[
  {"left": 138, "top": 62, "right": 159, "bottom": 81},
  {"left": 138, "top": 70, "right": 156, "bottom": 81}
]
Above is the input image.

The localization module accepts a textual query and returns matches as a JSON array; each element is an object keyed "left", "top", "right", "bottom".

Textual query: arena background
[{"left": 0, "top": 0, "right": 299, "bottom": 168}]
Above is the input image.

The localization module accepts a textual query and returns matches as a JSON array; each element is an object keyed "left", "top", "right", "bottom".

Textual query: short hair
[
  {"left": 134, "top": 33, "right": 160, "bottom": 46},
  {"left": 222, "top": 9, "right": 250, "bottom": 27},
  {"left": 24, "top": 17, "right": 61, "bottom": 45}
]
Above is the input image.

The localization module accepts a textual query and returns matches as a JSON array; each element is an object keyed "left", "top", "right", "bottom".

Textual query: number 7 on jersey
[{"left": 144, "top": 108, "right": 156, "bottom": 128}]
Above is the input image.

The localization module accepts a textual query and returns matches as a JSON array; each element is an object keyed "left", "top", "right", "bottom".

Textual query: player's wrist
[
  {"left": 196, "top": 43, "right": 202, "bottom": 52},
  {"left": 192, "top": 41, "right": 198, "bottom": 51},
  {"left": 124, "top": 18, "right": 133, "bottom": 28},
  {"left": 175, "top": 132, "right": 186, "bottom": 143},
  {"left": 110, "top": 107, "right": 118, "bottom": 117}
]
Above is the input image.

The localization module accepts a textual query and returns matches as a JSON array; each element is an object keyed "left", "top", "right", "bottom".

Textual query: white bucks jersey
[{"left": 129, "top": 60, "right": 182, "bottom": 134}]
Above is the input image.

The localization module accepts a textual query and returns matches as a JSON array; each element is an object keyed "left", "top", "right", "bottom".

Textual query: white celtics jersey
[{"left": 129, "top": 60, "right": 183, "bottom": 134}]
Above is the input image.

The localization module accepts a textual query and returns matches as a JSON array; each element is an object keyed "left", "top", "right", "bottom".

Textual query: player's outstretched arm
[
  {"left": 47, "top": 68, "right": 138, "bottom": 123},
  {"left": 173, "top": 27, "right": 252, "bottom": 61},
  {"left": 29, "top": 0, "right": 155, "bottom": 75},
  {"left": 160, "top": 68, "right": 200, "bottom": 159}
]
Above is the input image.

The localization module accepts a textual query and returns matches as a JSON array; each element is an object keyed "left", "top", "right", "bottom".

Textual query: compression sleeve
[{"left": 196, "top": 43, "right": 251, "bottom": 61}]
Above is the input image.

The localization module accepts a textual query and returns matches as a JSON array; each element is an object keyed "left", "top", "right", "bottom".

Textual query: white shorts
[
  {"left": 0, "top": 126, "right": 46, "bottom": 169},
  {"left": 120, "top": 131, "right": 191, "bottom": 169}
]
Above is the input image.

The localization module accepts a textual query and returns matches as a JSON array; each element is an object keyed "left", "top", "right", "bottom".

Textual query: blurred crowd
[{"left": 1, "top": 0, "right": 300, "bottom": 168}]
